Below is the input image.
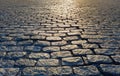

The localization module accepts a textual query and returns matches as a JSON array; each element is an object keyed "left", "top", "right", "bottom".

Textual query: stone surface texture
[{"left": 0, "top": 0, "right": 120, "bottom": 75}]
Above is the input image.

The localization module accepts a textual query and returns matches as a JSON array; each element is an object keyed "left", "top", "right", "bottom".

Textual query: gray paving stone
[
  {"left": 73, "top": 65, "right": 100, "bottom": 76},
  {"left": 82, "top": 43, "right": 99, "bottom": 49},
  {"left": 51, "top": 41, "right": 67, "bottom": 46},
  {"left": 1, "top": 41, "right": 16, "bottom": 46},
  {"left": 111, "top": 55, "right": 120, "bottom": 63},
  {"left": 100, "top": 44, "right": 120, "bottom": 49},
  {"left": 23, "top": 67, "right": 47, "bottom": 76},
  {"left": 51, "top": 51, "right": 72, "bottom": 58},
  {"left": 71, "top": 40, "right": 87, "bottom": 44},
  {"left": 31, "top": 36, "right": 45, "bottom": 40},
  {"left": 37, "top": 59, "right": 59, "bottom": 66},
  {"left": 15, "top": 36, "right": 30, "bottom": 40},
  {"left": 63, "top": 36, "right": 78, "bottom": 41},
  {"left": 81, "top": 35, "right": 104, "bottom": 39},
  {"left": 0, "top": 46, "right": 8, "bottom": 51},
  {"left": 0, "top": 59, "right": 15, "bottom": 67},
  {"left": 67, "top": 32, "right": 81, "bottom": 36},
  {"left": 43, "top": 46, "right": 60, "bottom": 52},
  {"left": 62, "top": 57, "right": 83, "bottom": 66},
  {"left": 16, "top": 59, "right": 36, "bottom": 66},
  {"left": 18, "top": 40, "right": 33, "bottom": 46},
  {"left": 29, "top": 53, "right": 50, "bottom": 59},
  {"left": 94, "top": 49, "right": 119, "bottom": 55},
  {"left": 0, "top": 68, "right": 19, "bottom": 76},
  {"left": 53, "top": 33, "right": 66, "bottom": 36},
  {"left": 61, "top": 45, "right": 78, "bottom": 50},
  {"left": 72, "top": 49, "right": 93, "bottom": 55},
  {"left": 8, "top": 46, "right": 23, "bottom": 51},
  {"left": 100, "top": 64, "right": 120, "bottom": 75},
  {"left": 87, "top": 55, "right": 112, "bottom": 63},
  {"left": 48, "top": 66, "right": 72, "bottom": 75},
  {"left": 35, "top": 40, "right": 50, "bottom": 46},
  {"left": 58, "top": 25, "right": 70, "bottom": 27},
  {"left": 0, "top": 0, "right": 120, "bottom": 75},
  {"left": 0, "top": 52, "right": 6, "bottom": 57},
  {"left": 88, "top": 39, "right": 104, "bottom": 43},
  {"left": 7, "top": 52, "right": 26, "bottom": 58},
  {"left": 24, "top": 46, "right": 41, "bottom": 51},
  {"left": 46, "top": 37, "right": 62, "bottom": 41}
]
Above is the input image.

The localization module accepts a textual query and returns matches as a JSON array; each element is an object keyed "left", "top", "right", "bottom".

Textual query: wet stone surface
[{"left": 0, "top": 0, "right": 120, "bottom": 75}]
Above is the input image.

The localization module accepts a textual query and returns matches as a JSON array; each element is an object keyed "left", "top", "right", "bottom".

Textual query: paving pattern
[{"left": 0, "top": 0, "right": 120, "bottom": 76}]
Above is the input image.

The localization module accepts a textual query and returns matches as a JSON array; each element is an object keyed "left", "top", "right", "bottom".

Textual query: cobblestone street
[{"left": 0, "top": 0, "right": 120, "bottom": 76}]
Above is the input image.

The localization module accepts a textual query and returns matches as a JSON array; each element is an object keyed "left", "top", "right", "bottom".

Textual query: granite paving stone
[
  {"left": 51, "top": 51, "right": 72, "bottom": 58},
  {"left": 100, "top": 64, "right": 120, "bottom": 75},
  {"left": 37, "top": 59, "right": 59, "bottom": 66},
  {"left": 0, "top": 68, "right": 19, "bottom": 76},
  {"left": 72, "top": 49, "right": 93, "bottom": 55},
  {"left": 0, "top": 0, "right": 119, "bottom": 75},
  {"left": 29, "top": 53, "right": 50, "bottom": 59},
  {"left": 62, "top": 57, "right": 83, "bottom": 66},
  {"left": 111, "top": 55, "right": 120, "bottom": 63},
  {"left": 16, "top": 59, "right": 36, "bottom": 66},
  {"left": 87, "top": 55, "right": 113, "bottom": 63},
  {"left": 73, "top": 65, "right": 101, "bottom": 76}
]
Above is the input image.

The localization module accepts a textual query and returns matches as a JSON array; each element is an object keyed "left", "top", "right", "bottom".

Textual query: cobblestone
[
  {"left": 82, "top": 43, "right": 99, "bottom": 49},
  {"left": 100, "top": 64, "right": 120, "bottom": 75},
  {"left": 43, "top": 46, "right": 60, "bottom": 52},
  {"left": 87, "top": 55, "right": 112, "bottom": 63},
  {"left": 62, "top": 57, "right": 83, "bottom": 66},
  {"left": 0, "top": 59, "right": 15, "bottom": 67},
  {"left": 6, "top": 52, "right": 26, "bottom": 58},
  {"left": 16, "top": 59, "right": 36, "bottom": 66},
  {"left": 29, "top": 53, "right": 50, "bottom": 59},
  {"left": 73, "top": 65, "right": 101, "bottom": 76},
  {"left": 35, "top": 40, "right": 50, "bottom": 46},
  {"left": 0, "top": 68, "right": 19, "bottom": 76},
  {"left": 71, "top": 40, "right": 87, "bottom": 45},
  {"left": 61, "top": 45, "right": 78, "bottom": 50},
  {"left": 51, "top": 51, "right": 72, "bottom": 58},
  {"left": 72, "top": 49, "right": 93, "bottom": 55},
  {"left": 51, "top": 41, "right": 67, "bottom": 46},
  {"left": 48, "top": 66, "right": 72, "bottom": 75},
  {"left": 0, "top": 0, "right": 119, "bottom": 75},
  {"left": 37, "top": 59, "right": 59, "bottom": 66},
  {"left": 23, "top": 67, "right": 47, "bottom": 76},
  {"left": 111, "top": 55, "right": 120, "bottom": 63},
  {"left": 46, "top": 37, "right": 62, "bottom": 41},
  {"left": 0, "top": 52, "right": 6, "bottom": 57}
]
